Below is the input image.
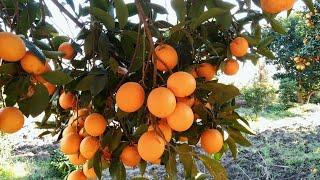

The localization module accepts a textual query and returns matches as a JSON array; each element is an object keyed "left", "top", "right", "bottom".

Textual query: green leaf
[
  {"left": 165, "top": 151, "right": 177, "bottom": 180},
  {"left": 33, "top": 39, "right": 52, "bottom": 51},
  {"left": 90, "top": 7, "right": 115, "bottom": 31},
  {"left": 42, "top": 71, "right": 73, "bottom": 85},
  {"left": 139, "top": 160, "right": 147, "bottom": 176},
  {"left": 190, "top": 8, "right": 226, "bottom": 30},
  {"left": 0, "top": 63, "right": 18, "bottom": 75},
  {"left": 42, "top": 51, "right": 64, "bottom": 60},
  {"left": 198, "top": 155, "right": 228, "bottom": 180},
  {"left": 93, "top": 151, "right": 102, "bottom": 179},
  {"left": 75, "top": 75, "right": 95, "bottom": 91},
  {"left": 114, "top": 0, "right": 129, "bottom": 29},
  {"left": 177, "top": 144, "right": 197, "bottom": 178},
  {"left": 258, "top": 36, "right": 275, "bottom": 49},
  {"left": 90, "top": 75, "right": 107, "bottom": 96},
  {"left": 109, "top": 57, "right": 119, "bottom": 74},
  {"left": 109, "top": 128, "right": 122, "bottom": 151},
  {"left": 23, "top": 39, "right": 46, "bottom": 63},
  {"left": 66, "top": 0, "right": 75, "bottom": 10},
  {"left": 227, "top": 128, "right": 251, "bottom": 147},
  {"left": 302, "top": 0, "right": 314, "bottom": 13},
  {"left": 206, "top": 83, "right": 240, "bottom": 105},
  {"left": 32, "top": 22, "right": 58, "bottom": 39},
  {"left": 18, "top": 84, "right": 49, "bottom": 117},
  {"left": 264, "top": 15, "right": 287, "bottom": 34},
  {"left": 257, "top": 47, "right": 275, "bottom": 59},
  {"left": 109, "top": 160, "right": 126, "bottom": 180},
  {"left": 171, "top": 0, "right": 186, "bottom": 23},
  {"left": 16, "top": 2, "right": 38, "bottom": 35},
  {"left": 226, "top": 137, "right": 237, "bottom": 159},
  {"left": 134, "top": 124, "right": 148, "bottom": 138}
]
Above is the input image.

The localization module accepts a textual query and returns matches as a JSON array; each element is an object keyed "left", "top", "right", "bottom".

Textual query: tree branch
[{"left": 51, "top": 0, "right": 84, "bottom": 27}]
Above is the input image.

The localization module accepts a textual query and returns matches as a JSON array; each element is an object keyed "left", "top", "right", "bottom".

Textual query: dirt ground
[{"left": 3, "top": 105, "right": 320, "bottom": 179}]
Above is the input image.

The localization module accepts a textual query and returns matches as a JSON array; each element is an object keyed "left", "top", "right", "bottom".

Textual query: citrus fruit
[
  {"left": 116, "top": 82, "right": 145, "bottom": 112},
  {"left": 147, "top": 87, "right": 176, "bottom": 118}
]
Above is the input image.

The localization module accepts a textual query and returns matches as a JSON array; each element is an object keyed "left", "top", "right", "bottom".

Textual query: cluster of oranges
[
  {"left": 305, "top": 11, "right": 316, "bottom": 28},
  {"left": 293, "top": 56, "right": 310, "bottom": 71},
  {"left": 0, "top": 32, "right": 77, "bottom": 135},
  {"left": 60, "top": 108, "right": 110, "bottom": 180},
  {"left": 260, "top": 0, "right": 295, "bottom": 14}
]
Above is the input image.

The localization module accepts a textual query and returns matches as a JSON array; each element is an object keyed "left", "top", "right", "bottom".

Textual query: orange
[
  {"left": 150, "top": 158, "right": 161, "bottom": 164},
  {"left": 83, "top": 161, "right": 97, "bottom": 179},
  {"left": 179, "top": 136, "right": 188, "bottom": 143},
  {"left": 80, "top": 136, "right": 100, "bottom": 159},
  {"left": 20, "top": 52, "right": 48, "bottom": 75},
  {"left": 154, "top": 44, "right": 178, "bottom": 71},
  {"left": 62, "top": 125, "right": 77, "bottom": 137},
  {"left": 167, "top": 71, "right": 196, "bottom": 97},
  {"left": 68, "top": 115, "right": 86, "bottom": 128},
  {"left": 230, "top": 37, "right": 249, "bottom": 57},
  {"left": 59, "top": 91, "right": 77, "bottom": 110},
  {"left": 223, "top": 59, "right": 239, "bottom": 76},
  {"left": 67, "top": 169, "right": 87, "bottom": 180},
  {"left": 116, "top": 82, "right": 145, "bottom": 112},
  {"left": 73, "top": 108, "right": 90, "bottom": 117},
  {"left": 176, "top": 96, "right": 195, "bottom": 107},
  {"left": 138, "top": 131, "right": 165, "bottom": 162},
  {"left": 43, "top": 82, "right": 56, "bottom": 95},
  {"left": 58, "top": 42, "right": 76, "bottom": 60},
  {"left": 260, "top": 0, "right": 295, "bottom": 14},
  {"left": 196, "top": 63, "right": 217, "bottom": 81},
  {"left": 166, "top": 102, "right": 194, "bottom": 132},
  {"left": 79, "top": 128, "right": 89, "bottom": 137},
  {"left": 60, "top": 133, "right": 82, "bottom": 155},
  {"left": 120, "top": 145, "right": 141, "bottom": 167},
  {"left": 84, "top": 113, "right": 107, "bottom": 136},
  {"left": 148, "top": 121, "right": 172, "bottom": 142},
  {"left": 68, "top": 153, "right": 87, "bottom": 165},
  {"left": 200, "top": 129, "right": 223, "bottom": 154},
  {"left": 0, "top": 32, "right": 26, "bottom": 62},
  {"left": 0, "top": 107, "right": 24, "bottom": 133},
  {"left": 147, "top": 87, "right": 176, "bottom": 118}
]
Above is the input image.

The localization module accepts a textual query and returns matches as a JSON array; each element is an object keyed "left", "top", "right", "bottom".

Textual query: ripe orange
[
  {"left": 59, "top": 91, "right": 77, "bottom": 110},
  {"left": 260, "top": 0, "right": 295, "bottom": 14},
  {"left": 176, "top": 96, "right": 195, "bottom": 107},
  {"left": 138, "top": 131, "right": 165, "bottom": 162},
  {"left": 83, "top": 161, "right": 97, "bottom": 179},
  {"left": 120, "top": 145, "right": 141, "bottom": 167},
  {"left": 0, "top": 107, "right": 24, "bottom": 133},
  {"left": 20, "top": 52, "right": 48, "bottom": 75},
  {"left": 148, "top": 121, "right": 172, "bottom": 142},
  {"left": 43, "top": 82, "right": 56, "bottom": 95},
  {"left": 179, "top": 136, "right": 188, "bottom": 143},
  {"left": 60, "top": 133, "right": 82, "bottom": 155},
  {"left": 58, "top": 42, "right": 76, "bottom": 60},
  {"left": 196, "top": 63, "right": 217, "bottom": 81},
  {"left": 167, "top": 102, "right": 194, "bottom": 132},
  {"left": 116, "top": 82, "right": 145, "bottom": 112},
  {"left": 67, "top": 169, "right": 87, "bottom": 180},
  {"left": 80, "top": 136, "right": 100, "bottom": 159},
  {"left": 62, "top": 125, "right": 77, "bottom": 137},
  {"left": 68, "top": 153, "right": 87, "bottom": 165},
  {"left": 167, "top": 71, "right": 196, "bottom": 97},
  {"left": 147, "top": 87, "right": 176, "bottom": 118},
  {"left": 68, "top": 115, "right": 86, "bottom": 128},
  {"left": 223, "top": 59, "right": 239, "bottom": 76},
  {"left": 0, "top": 32, "right": 26, "bottom": 62},
  {"left": 200, "top": 129, "right": 223, "bottom": 154},
  {"left": 84, "top": 113, "right": 107, "bottom": 136},
  {"left": 230, "top": 37, "right": 249, "bottom": 57},
  {"left": 150, "top": 158, "right": 161, "bottom": 165},
  {"left": 154, "top": 44, "right": 178, "bottom": 71}
]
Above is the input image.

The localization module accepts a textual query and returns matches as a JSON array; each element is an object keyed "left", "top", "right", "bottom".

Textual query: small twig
[{"left": 51, "top": 0, "right": 84, "bottom": 27}]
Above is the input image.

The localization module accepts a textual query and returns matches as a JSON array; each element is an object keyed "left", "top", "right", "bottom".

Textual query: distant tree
[{"left": 267, "top": 2, "right": 320, "bottom": 104}]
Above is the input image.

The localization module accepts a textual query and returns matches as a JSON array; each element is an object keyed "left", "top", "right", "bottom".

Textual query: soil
[{"left": 5, "top": 105, "right": 320, "bottom": 179}]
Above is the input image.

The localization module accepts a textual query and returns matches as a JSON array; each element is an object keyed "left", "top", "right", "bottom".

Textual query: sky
[{"left": 44, "top": 0, "right": 306, "bottom": 87}]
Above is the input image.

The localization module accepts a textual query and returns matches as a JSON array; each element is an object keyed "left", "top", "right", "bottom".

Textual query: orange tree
[{"left": 0, "top": 0, "right": 315, "bottom": 179}]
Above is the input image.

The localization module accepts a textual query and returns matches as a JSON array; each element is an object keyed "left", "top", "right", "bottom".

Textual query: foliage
[
  {"left": 278, "top": 78, "right": 298, "bottom": 106},
  {"left": 0, "top": 0, "right": 315, "bottom": 179},
  {"left": 49, "top": 150, "right": 76, "bottom": 178},
  {"left": 241, "top": 83, "right": 277, "bottom": 115},
  {"left": 267, "top": 2, "right": 320, "bottom": 104}
]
